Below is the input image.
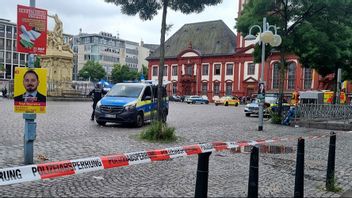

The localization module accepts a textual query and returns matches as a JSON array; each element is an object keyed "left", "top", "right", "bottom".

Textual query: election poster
[
  {"left": 14, "top": 67, "right": 47, "bottom": 113},
  {"left": 17, "top": 5, "right": 47, "bottom": 54}
]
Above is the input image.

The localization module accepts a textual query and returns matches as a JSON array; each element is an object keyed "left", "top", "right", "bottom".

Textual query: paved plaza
[{"left": 0, "top": 98, "right": 351, "bottom": 197}]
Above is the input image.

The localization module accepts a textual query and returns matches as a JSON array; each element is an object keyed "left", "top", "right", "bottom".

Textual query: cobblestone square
[{"left": 0, "top": 98, "right": 351, "bottom": 197}]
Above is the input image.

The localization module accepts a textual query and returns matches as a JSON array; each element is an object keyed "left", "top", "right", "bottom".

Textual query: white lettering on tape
[
  {"left": 126, "top": 151, "right": 151, "bottom": 165},
  {"left": 71, "top": 157, "right": 103, "bottom": 174},
  {"left": 0, "top": 165, "right": 40, "bottom": 186},
  {"left": 166, "top": 147, "right": 187, "bottom": 158}
]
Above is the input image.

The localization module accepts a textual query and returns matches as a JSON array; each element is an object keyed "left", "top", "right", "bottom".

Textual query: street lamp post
[{"left": 244, "top": 17, "right": 281, "bottom": 131}]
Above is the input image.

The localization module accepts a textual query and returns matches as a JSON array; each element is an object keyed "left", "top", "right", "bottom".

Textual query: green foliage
[
  {"left": 326, "top": 178, "right": 342, "bottom": 192},
  {"left": 292, "top": 0, "right": 352, "bottom": 79},
  {"left": 111, "top": 64, "right": 140, "bottom": 83},
  {"left": 34, "top": 57, "right": 41, "bottom": 68},
  {"left": 105, "top": 0, "right": 222, "bottom": 21},
  {"left": 141, "top": 65, "right": 148, "bottom": 79},
  {"left": 0, "top": 64, "right": 4, "bottom": 72},
  {"left": 78, "top": 61, "right": 106, "bottom": 82},
  {"left": 140, "top": 121, "right": 176, "bottom": 142},
  {"left": 270, "top": 111, "right": 282, "bottom": 124}
]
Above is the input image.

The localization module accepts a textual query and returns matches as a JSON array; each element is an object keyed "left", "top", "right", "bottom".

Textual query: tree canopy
[
  {"left": 292, "top": 0, "right": 352, "bottom": 79},
  {"left": 78, "top": 60, "right": 106, "bottom": 82}
]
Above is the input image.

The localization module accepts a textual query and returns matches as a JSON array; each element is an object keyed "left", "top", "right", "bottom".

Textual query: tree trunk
[{"left": 157, "top": 0, "right": 168, "bottom": 121}]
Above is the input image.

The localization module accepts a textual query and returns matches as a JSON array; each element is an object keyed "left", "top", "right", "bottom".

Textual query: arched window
[
  {"left": 201, "top": 82, "right": 208, "bottom": 95},
  {"left": 213, "top": 82, "right": 220, "bottom": 96},
  {"left": 287, "top": 62, "right": 296, "bottom": 89},
  {"left": 272, "top": 62, "right": 280, "bottom": 89},
  {"left": 226, "top": 82, "right": 232, "bottom": 96}
]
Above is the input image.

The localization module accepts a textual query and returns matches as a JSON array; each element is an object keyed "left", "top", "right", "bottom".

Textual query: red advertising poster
[{"left": 17, "top": 5, "right": 47, "bottom": 55}]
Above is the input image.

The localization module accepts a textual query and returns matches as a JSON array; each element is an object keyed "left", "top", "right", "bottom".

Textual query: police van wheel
[
  {"left": 225, "top": 102, "right": 228, "bottom": 106},
  {"left": 136, "top": 113, "right": 144, "bottom": 127},
  {"left": 235, "top": 103, "right": 238, "bottom": 107},
  {"left": 97, "top": 120, "right": 106, "bottom": 126}
]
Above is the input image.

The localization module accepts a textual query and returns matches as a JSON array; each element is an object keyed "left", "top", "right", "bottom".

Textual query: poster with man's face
[{"left": 14, "top": 67, "right": 47, "bottom": 113}]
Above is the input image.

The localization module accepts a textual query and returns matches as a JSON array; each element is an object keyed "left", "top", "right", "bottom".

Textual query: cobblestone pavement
[{"left": 0, "top": 98, "right": 351, "bottom": 197}]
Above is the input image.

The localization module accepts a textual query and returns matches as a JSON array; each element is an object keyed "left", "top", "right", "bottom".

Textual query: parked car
[
  {"left": 185, "top": 95, "right": 209, "bottom": 104},
  {"left": 214, "top": 96, "right": 240, "bottom": 106},
  {"left": 169, "top": 95, "right": 181, "bottom": 102},
  {"left": 244, "top": 99, "right": 260, "bottom": 117},
  {"left": 244, "top": 97, "right": 290, "bottom": 117}
]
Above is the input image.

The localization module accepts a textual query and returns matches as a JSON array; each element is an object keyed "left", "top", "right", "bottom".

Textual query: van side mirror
[{"left": 144, "top": 96, "right": 152, "bottom": 100}]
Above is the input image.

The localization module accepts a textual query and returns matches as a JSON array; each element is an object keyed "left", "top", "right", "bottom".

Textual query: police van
[{"left": 94, "top": 80, "right": 169, "bottom": 127}]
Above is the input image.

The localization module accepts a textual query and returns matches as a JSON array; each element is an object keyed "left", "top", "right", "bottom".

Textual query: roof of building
[
  {"left": 143, "top": 44, "right": 159, "bottom": 51},
  {"left": 147, "top": 20, "right": 236, "bottom": 59}
]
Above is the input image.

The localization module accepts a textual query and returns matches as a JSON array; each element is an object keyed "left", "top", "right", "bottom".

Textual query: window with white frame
[
  {"left": 304, "top": 68, "right": 312, "bottom": 89},
  {"left": 226, "top": 64, "right": 233, "bottom": 75},
  {"left": 214, "top": 64, "right": 221, "bottom": 75},
  {"left": 201, "top": 82, "right": 208, "bottom": 95},
  {"left": 202, "top": 64, "right": 209, "bottom": 75},
  {"left": 152, "top": 66, "right": 158, "bottom": 76},
  {"left": 247, "top": 63, "right": 255, "bottom": 75},
  {"left": 272, "top": 62, "right": 280, "bottom": 89},
  {"left": 172, "top": 65, "right": 177, "bottom": 76},
  {"left": 287, "top": 62, "right": 296, "bottom": 89},
  {"left": 214, "top": 82, "right": 220, "bottom": 95},
  {"left": 226, "top": 82, "right": 232, "bottom": 96}
]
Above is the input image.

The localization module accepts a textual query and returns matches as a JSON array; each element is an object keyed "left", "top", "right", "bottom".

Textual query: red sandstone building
[{"left": 147, "top": 1, "right": 351, "bottom": 101}]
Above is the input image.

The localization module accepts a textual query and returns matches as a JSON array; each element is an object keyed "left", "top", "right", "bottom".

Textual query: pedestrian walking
[
  {"left": 1, "top": 87, "right": 7, "bottom": 98},
  {"left": 88, "top": 83, "right": 106, "bottom": 120}
]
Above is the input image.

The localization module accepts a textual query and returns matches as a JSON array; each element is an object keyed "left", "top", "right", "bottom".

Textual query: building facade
[
  {"left": 73, "top": 32, "right": 151, "bottom": 79},
  {"left": 0, "top": 18, "right": 28, "bottom": 80},
  {"left": 147, "top": 1, "right": 351, "bottom": 101}
]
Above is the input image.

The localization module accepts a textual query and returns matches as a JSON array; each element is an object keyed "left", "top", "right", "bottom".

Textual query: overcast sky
[{"left": 2, "top": 0, "right": 239, "bottom": 44}]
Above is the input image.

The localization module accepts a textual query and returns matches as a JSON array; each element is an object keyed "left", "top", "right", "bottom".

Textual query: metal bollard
[
  {"left": 294, "top": 138, "right": 305, "bottom": 198},
  {"left": 326, "top": 132, "right": 336, "bottom": 190},
  {"left": 195, "top": 152, "right": 211, "bottom": 198},
  {"left": 23, "top": 113, "right": 37, "bottom": 165},
  {"left": 247, "top": 146, "right": 259, "bottom": 198}
]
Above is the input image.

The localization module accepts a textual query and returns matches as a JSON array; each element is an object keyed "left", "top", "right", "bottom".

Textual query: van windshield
[{"left": 106, "top": 84, "right": 144, "bottom": 98}]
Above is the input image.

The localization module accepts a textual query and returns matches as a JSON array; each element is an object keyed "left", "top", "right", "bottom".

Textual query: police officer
[{"left": 88, "top": 83, "right": 106, "bottom": 120}]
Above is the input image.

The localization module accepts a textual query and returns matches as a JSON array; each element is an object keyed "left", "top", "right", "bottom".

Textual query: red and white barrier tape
[{"left": 1, "top": 131, "right": 351, "bottom": 186}]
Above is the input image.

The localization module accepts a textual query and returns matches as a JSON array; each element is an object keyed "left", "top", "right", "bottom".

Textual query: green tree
[
  {"left": 78, "top": 60, "right": 106, "bottom": 82},
  {"left": 34, "top": 56, "right": 41, "bottom": 68},
  {"left": 140, "top": 64, "right": 148, "bottom": 79},
  {"left": 111, "top": 64, "right": 140, "bottom": 83},
  {"left": 105, "top": 0, "right": 222, "bottom": 122},
  {"left": 236, "top": 0, "right": 328, "bottom": 116},
  {"left": 292, "top": 0, "right": 352, "bottom": 81}
]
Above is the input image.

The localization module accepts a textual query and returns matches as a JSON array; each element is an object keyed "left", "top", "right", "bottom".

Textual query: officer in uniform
[{"left": 88, "top": 83, "right": 106, "bottom": 120}]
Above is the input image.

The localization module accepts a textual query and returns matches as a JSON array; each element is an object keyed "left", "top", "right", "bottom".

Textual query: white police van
[{"left": 94, "top": 80, "right": 169, "bottom": 127}]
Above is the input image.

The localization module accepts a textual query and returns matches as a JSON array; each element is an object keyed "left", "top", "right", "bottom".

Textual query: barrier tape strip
[{"left": 1, "top": 131, "right": 351, "bottom": 186}]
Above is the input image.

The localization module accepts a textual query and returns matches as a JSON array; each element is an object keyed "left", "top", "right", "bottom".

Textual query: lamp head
[
  {"left": 269, "top": 34, "right": 282, "bottom": 47},
  {"left": 244, "top": 34, "right": 257, "bottom": 41},
  {"left": 260, "top": 30, "right": 274, "bottom": 43}
]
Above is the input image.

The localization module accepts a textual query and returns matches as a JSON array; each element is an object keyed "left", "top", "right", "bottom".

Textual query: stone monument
[{"left": 40, "top": 14, "right": 75, "bottom": 96}]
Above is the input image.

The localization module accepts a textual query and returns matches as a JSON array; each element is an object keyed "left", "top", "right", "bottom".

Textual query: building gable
[{"left": 147, "top": 20, "right": 236, "bottom": 60}]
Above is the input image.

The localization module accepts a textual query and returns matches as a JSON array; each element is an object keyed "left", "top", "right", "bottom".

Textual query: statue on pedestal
[{"left": 40, "top": 14, "right": 75, "bottom": 96}]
